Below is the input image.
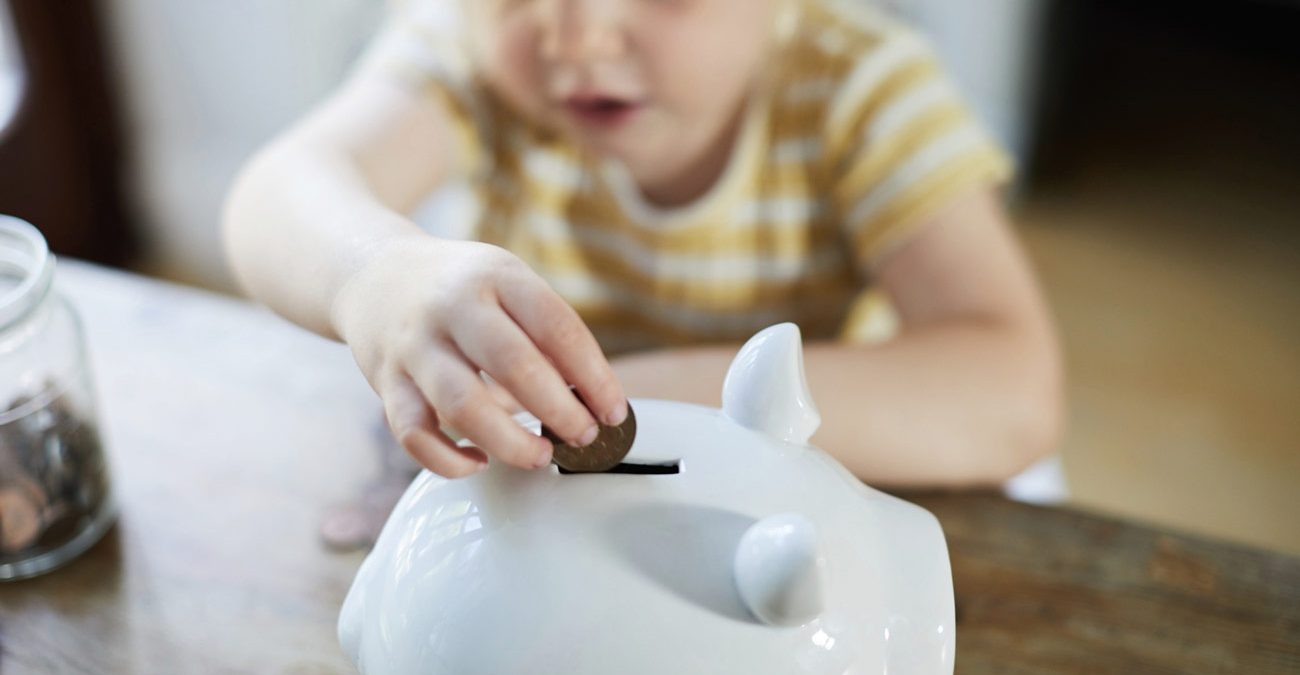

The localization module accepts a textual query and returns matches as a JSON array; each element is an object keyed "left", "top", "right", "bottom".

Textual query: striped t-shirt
[{"left": 364, "top": 0, "right": 1012, "bottom": 355}]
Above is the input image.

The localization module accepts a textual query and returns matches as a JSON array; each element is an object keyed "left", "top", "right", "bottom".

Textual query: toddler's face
[{"left": 465, "top": 0, "right": 784, "bottom": 191}]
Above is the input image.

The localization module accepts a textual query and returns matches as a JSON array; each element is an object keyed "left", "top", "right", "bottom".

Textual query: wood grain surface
[
  {"left": 1, "top": 262, "right": 377, "bottom": 674},
  {"left": 911, "top": 491, "right": 1300, "bottom": 674},
  {"left": 1, "top": 262, "right": 1296, "bottom": 674}
]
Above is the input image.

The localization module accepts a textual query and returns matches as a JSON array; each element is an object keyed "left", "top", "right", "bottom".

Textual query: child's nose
[{"left": 541, "top": 0, "right": 627, "bottom": 64}]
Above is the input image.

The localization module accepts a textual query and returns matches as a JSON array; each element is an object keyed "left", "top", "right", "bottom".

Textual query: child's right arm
[{"left": 222, "top": 72, "right": 626, "bottom": 478}]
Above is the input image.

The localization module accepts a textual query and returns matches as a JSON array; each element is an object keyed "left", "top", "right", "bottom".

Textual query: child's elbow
[
  {"left": 1011, "top": 380, "right": 1065, "bottom": 479},
  {"left": 221, "top": 145, "right": 290, "bottom": 294},
  {"left": 995, "top": 339, "right": 1067, "bottom": 484}
]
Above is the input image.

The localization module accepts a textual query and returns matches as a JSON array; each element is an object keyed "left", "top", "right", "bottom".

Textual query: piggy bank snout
[{"left": 733, "top": 513, "right": 826, "bottom": 627}]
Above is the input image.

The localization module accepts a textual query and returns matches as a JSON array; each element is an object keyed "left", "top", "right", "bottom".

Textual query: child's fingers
[
  {"left": 482, "top": 373, "right": 524, "bottom": 414},
  {"left": 451, "top": 311, "right": 599, "bottom": 447},
  {"left": 409, "top": 348, "right": 554, "bottom": 470},
  {"left": 498, "top": 282, "right": 628, "bottom": 427},
  {"left": 381, "top": 373, "right": 488, "bottom": 478},
  {"left": 402, "top": 428, "right": 488, "bottom": 479}
]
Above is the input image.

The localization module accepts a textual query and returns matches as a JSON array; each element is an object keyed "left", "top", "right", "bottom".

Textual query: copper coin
[{"left": 542, "top": 402, "right": 636, "bottom": 473}]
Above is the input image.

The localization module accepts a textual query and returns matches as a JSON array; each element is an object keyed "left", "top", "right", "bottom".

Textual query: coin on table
[{"left": 542, "top": 402, "right": 636, "bottom": 473}]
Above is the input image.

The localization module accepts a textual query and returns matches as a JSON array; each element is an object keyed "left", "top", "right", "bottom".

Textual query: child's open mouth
[{"left": 564, "top": 95, "right": 642, "bottom": 129}]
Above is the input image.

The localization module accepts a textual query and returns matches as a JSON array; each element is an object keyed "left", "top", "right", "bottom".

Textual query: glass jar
[{"left": 0, "top": 216, "right": 114, "bottom": 580}]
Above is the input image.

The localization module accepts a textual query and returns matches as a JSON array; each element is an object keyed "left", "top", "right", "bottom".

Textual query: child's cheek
[
  {"left": 644, "top": 11, "right": 771, "bottom": 110},
  {"left": 482, "top": 20, "right": 548, "bottom": 119}
]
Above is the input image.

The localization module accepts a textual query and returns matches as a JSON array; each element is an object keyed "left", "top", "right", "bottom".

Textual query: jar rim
[{"left": 0, "top": 215, "right": 54, "bottom": 331}]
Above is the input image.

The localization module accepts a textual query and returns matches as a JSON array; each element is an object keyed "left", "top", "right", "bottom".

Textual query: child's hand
[{"left": 331, "top": 235, "right": 627, "bottom": 478}]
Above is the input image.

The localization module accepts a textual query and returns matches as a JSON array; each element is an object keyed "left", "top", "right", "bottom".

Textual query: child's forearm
[
  {"left": 224, "top": 141, "right": 425, "bottom": 340},
  {"left": 611, "top": 318, "right": 1062, "bottom": 488},
  {"left": 223, "top": 77, "right": 457, "bottom": 341}
]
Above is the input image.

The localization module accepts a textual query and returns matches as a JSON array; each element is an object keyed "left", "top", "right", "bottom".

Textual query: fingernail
[
  {"left": 576, "top": 424, "right": 599, "bottom": 447},
  {"left": 605, "top": 400, "right": 628, "bottom": 427},
  {"left": 533, "top": 442, "right": 553, "bottom": 469}
]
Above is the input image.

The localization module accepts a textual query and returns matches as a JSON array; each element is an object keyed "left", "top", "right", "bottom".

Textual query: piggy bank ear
[{"left": 722, "top": 323, "right": 821, "bottom": 445}]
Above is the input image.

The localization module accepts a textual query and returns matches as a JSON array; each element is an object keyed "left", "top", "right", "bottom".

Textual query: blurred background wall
[
  {"left": 100, "top": 0, "right": 383, "bottom": 290},
  {"left": 0, "top": 3, "right": 21, "bottom": 134},
  {"left": 1, "top": 0, "right": 1297, "bottom": 554},
  {"left": 0, "top": 0, "right": 134, "bottom": 263}
]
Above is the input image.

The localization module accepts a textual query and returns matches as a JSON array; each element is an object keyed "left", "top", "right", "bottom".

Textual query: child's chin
[{"left": 564, "top": 129, "right": 640, "bottom": 161}]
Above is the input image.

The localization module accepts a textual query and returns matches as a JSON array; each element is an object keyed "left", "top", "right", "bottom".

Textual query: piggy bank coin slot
[{"left": 557, "top": 459, "right": 680, "bottom": 476}]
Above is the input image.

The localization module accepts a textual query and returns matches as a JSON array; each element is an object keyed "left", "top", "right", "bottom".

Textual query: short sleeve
[
  {"left": 350, "top": 0, "right": 485, "bottom": 176},
  {"left": 825, "top": 29, "right": 1013, "bottom": 269}
]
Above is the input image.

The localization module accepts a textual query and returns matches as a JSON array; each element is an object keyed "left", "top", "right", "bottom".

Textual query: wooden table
[{"left": 2, "top": 263, "right": 1297, "bottom": 674}]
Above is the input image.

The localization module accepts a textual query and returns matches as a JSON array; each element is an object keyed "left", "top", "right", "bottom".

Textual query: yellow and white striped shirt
[{"left": 368, "top": 0, "right": 1012, "bottom": 355}]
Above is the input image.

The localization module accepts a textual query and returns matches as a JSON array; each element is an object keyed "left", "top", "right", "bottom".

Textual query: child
[{"left": 224, "top": 0, "right": 1062, "bottom": 488}]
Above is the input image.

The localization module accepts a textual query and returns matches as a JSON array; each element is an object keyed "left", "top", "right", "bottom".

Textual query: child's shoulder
[
  {"left": 781, "top": 0, "right": 939, "bottom": 89},
  {"left": 802, "top": 0, "right": 911, "bottom": 41},
  {"left": 772, "top": 1, "right": 951, "bottom": 147}
]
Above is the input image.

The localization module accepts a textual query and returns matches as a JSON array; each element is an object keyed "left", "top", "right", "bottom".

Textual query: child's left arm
[{"left": 609, "top": 187, "right": 1063, "bottom": 488}]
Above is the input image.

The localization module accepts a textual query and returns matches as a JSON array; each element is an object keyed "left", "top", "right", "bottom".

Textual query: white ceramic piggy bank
[{"left": 339, "top": 324, "right": 955, "bottom": 674}]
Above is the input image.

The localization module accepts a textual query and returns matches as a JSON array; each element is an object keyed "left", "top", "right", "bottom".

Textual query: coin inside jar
[{"left": 541, "top": 402, "right": 636, "bottom": 473}]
